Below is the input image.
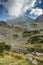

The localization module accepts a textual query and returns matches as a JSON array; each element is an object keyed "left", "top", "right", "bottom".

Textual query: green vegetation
[
  {"left": 30, "top": 36, "right": 41, "bottom": 44},
  {"left": 22, "top": 30, "right": 40, "bottom": 38},
  {"left": 0, "top": 42, "right": 11, "bottom": 54},
  {"left": 22, "top": 31, "right": 31, "bottom": 38},
  {"left": 31, "top": 30, "right": 40, "bottom": 34},
  {"left": 27, "top": 47, "right": 43, "bottom": 53},
  {"left": 27, "top": 35, "right": 43, "bottom": 53},
  {"left": 13, "top": 34, "right": 19, "bottom": 39},
  {"left": 27, "top": 36, "right": 43, "bottom": 44}
]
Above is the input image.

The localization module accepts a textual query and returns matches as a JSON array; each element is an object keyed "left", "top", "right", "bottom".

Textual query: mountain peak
[
  {"left": 35, "top": 15, "right": 43, "bottom": 22},
  {"left": 7, "top": 15, "right": 34, "bottom": 24}
]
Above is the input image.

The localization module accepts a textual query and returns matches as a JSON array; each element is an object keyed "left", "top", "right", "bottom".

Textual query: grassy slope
[
  {"left": 0, "top": 52, "right": 32, "bottom": 65},
  {"left": 0, "top": 51, "right": 43, "bottom": 65}
]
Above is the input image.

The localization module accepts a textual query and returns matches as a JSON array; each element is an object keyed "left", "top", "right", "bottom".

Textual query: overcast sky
[{"left": 0, "top": 0, "right": 43, "bottom": 20}]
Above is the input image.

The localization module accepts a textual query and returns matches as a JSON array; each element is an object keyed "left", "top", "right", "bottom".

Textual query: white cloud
[
  {"left": 7, "top": 0, "right": 24, "bottom": 16},
  {"left": 30, "top": 8, "right": 43, "bottom": 16},
  {"left": 7, "top": 0, "right": 36, "bottom": 17},
  {"left": 22, "top": 0, "right": 36, "bottom": 12}
]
